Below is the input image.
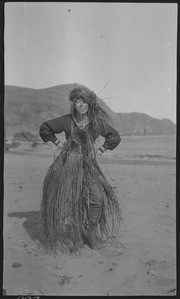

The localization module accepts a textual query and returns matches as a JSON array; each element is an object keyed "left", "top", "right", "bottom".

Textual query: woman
[{"left": 39, "top": 85, "right": 122, "bottom": 254}]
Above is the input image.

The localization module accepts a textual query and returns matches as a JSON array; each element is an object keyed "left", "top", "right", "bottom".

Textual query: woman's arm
[
  {"left": 99, "top": 121, "right": 121, "bottom": 152},
  {"left": 39, "top": 115, "right": 68, "bottom": 145}
]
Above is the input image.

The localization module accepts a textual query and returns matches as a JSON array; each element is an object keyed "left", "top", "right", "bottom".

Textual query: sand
[{"left": 3, "top": 145, "right": 176, "bottom": 296}]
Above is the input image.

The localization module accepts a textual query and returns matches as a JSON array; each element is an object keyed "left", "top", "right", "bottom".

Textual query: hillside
[{"left": 4, "top": 84, "right": 176, "bottom": 139}]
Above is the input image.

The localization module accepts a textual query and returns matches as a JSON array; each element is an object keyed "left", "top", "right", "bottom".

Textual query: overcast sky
[{"left": 5, "top": 2, "right": 177, "bottom": 123}]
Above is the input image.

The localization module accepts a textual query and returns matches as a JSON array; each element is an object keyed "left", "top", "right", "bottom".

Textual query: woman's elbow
[
  {"left": 39, "top": 122, "right": 48, "bottom": 141},
  {"left": 109, "top": 133, "right": 121, "bottom": 150},
  {"left": 39, "top": 122, "right": 44, "bottom": 136},
  {"left": 117, "top": 133, "right": 121, "bottom": 146}
]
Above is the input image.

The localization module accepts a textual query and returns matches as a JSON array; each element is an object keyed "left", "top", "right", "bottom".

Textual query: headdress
[
  {"left": 69, "top": 86, "right": 97, "bottom": 104},
  {"left": 69, "top": 84, "right": 113, "bottom": 129}
]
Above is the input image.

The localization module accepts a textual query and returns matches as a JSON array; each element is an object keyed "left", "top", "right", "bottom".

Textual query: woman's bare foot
[{"left": 86, "top": 231, "right": 105, "bottom": 250}]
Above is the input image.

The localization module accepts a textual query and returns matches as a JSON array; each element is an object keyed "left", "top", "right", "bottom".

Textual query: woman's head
[
  {"left": 69, "top": 85, "right": 112, "bottom": 128},
  {"left": 69, "top": 86, "right": 98, "bottom": 119}
]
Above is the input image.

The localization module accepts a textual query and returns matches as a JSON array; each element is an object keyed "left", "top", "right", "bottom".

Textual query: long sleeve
[
  {"left": 99, "top": 121, "right": 121, "bottom": 150},
  {"left": 39, "top": 115, "right": 69, "bottom": 143}
]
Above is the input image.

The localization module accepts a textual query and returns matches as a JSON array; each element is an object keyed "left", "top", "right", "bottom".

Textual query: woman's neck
[{"left": 75, "top": 113, "right": 88, "bottom": 123}]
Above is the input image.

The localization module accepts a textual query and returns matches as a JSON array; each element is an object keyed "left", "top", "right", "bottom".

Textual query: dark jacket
[{"left": 39, "top": 114, "right": 121, "bottom": 150}]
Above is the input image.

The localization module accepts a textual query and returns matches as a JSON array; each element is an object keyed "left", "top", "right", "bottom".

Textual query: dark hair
[{"left": 69, "top": 85, "right": 113, "bottom": 132}]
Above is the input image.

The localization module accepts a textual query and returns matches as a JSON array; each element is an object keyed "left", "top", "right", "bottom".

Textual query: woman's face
[{"left": 74, "top": 98, "right": 89, "bottom": 115}]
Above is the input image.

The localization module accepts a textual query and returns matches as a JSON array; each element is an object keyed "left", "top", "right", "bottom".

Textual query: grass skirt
[{"left": 40, "top": 139, "right": 122, "bottom": 254}]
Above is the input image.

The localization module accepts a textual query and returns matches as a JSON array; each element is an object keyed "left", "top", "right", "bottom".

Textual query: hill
[{"left": 4, "top": 84, "right": 176, "bottom": 139}]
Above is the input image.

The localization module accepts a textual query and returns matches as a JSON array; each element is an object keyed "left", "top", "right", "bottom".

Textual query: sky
[{"left": 5, "top": 2, "right": 177, "bottom": 123}]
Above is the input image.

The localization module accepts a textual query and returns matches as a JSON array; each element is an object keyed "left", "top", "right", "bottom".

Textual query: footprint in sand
[
  {"left": 143, "top": 259, "right": 173, "bottom": 272},
  {"left": 58, "top": 275, "right": 73, "bottom": 286},
  {"left": 107, "top": 262, "right": 118, "bottom": 272},
  {"left": 166, "top": 288, "right": 176, "bottom": 295},
  {"left": 100, "top": 259, "right": 119, "bottom": 277},
  {"left": 146, "top": 275, "right": 176, "bottom": 295},
  {"left": 142, "top": 259, "right": 176, "bottom": 294},
  {"left": 12, "top": 263, "right": 23, "bottom": 268},
  {"left": 100, "top": 246, "right": 126, "bottom": 259}
]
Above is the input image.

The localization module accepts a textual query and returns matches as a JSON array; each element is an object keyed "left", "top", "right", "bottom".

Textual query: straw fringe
[{"left": 39, "top": 121, "right": 122, "bottom": 254}]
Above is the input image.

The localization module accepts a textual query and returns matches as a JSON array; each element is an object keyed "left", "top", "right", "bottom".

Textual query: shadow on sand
[
  {"left": 8, "top": 211, "right": 41, "bottom": 242},
  {"left": 7, "top": 211, "right": 127, "bottom": 257}
]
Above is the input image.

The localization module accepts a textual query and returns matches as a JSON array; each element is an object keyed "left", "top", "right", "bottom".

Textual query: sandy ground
[{"left": 3, "top": 146, "right": 176, "bottom": 296}]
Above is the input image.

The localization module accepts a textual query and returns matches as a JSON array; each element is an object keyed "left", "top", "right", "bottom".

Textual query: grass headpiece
[
  {"left": 69, "top": 86, "right": 97, "bottom": 105},
  {"left": 69, "top": 85, "right": 113, "bottom": 128}
]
